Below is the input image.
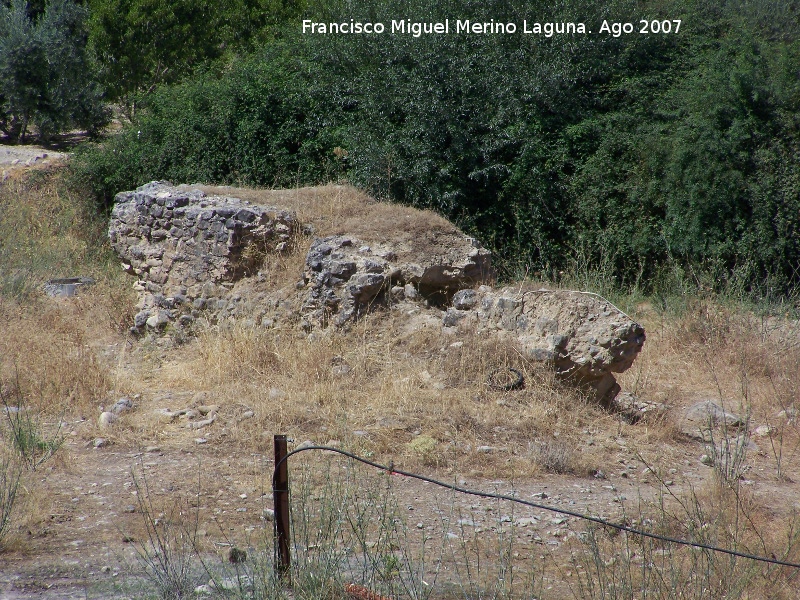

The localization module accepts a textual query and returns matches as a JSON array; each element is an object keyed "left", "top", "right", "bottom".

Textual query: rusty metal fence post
[{"left": 273, "top": 434, "right": 291, "bottom": 583}]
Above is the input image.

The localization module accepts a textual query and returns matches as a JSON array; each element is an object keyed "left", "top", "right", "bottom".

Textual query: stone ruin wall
[
  {"left": 108, "top": 181, "right": 646, "bottom": 405},
  {"left": 109, "top": 181, "right": 297, "bottom": 328}
]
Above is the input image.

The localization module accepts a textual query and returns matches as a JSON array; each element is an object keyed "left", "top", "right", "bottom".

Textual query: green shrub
[
  {"left": 74, "top": 0, "right": 800, "bottom": 296},
  {"left": 86, "top": 0, "right": 308, "bottom": 112},
  {"left": 71, "top": 45, "right": 343, "bottom": 208}
]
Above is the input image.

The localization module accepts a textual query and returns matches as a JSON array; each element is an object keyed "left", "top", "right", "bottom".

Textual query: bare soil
[
  {"left": 0, "top": 144, "right": 68, "bottom": 176},
  {"left": 1, "top": 308, "right": 798, "bottom": 599}
]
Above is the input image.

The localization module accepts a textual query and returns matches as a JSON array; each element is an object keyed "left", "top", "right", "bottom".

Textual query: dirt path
[
  {"left": 1, "top": 438, "right": 275, "bottom": 598},
  {"left": 0, "top": 404, "right": 745, "bottom": 599},
  {"left": 1, "top": 144, "right": 68, "bottom": 178}
]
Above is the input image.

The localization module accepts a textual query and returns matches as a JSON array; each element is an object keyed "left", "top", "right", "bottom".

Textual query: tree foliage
[
  {"left": 0, "top": 0, "right": 108, "bottom": 142},
  {"left": 72, "top": 45, "right": 341, "bottom": 203},
  {"left": 86, "top": 0, "right": 307, "bottom": 111},
  {"left": 73, "top": 0, "right": 800, "bottom": 296}
]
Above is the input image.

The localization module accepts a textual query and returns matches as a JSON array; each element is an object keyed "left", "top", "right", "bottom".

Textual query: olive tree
[{"left": 0, "top": 0, "right": 108, "bottom": 142}]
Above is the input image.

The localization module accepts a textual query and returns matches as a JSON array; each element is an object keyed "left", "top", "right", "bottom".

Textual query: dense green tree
[
  {"left": 0, "top": 0, "right": 47, "bottom": 140},
  {"left": 73, "top": 0, "right": 800, "bottom": 296},
  {"left": 87, "top": 0, "right": 219, "bottom": 112},
  {"left": 0, "top": 0, "right": 108, "bottom": 142},
  {"left": 86, "top": 0, "right": 306, "bottom": 114},
  {"left": 72, "top": 44, "right": 341, "bottom": 204}
]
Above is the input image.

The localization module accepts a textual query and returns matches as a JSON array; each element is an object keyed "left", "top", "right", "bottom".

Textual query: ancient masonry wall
[{"left": 108, "top": 181, "right": 297, "bottom": 328}]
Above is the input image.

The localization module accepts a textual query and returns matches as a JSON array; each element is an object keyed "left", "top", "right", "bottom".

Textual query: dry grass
[
  {"left": 144, "top": 266, "right": 800, "bottom": 597},
  {"left": 143, "top": 233, "right": 800, "bottom": 487},
  {"left": 0, "top": 169, "right": 134, "bottom": 418},
  {"left": 0, "top": 168, "right": 117, "bottom": 298},
  {"left": 568, "top": 481, "right": 800, "bottom": 599},
  {"left": 3, "top": 169, "right": 800, "bottom": 598},
  {"left": 199, "top": 183, "right": 464, "bottom": 259},
  {"left": 0, "top": 294, "right": 118, "bottom": 418},
  {"left": 617, "top": 298, "right": 800, "bottom": 483},
  {"left": 152, "top": 310, "right": 616, "bottom": 478}
]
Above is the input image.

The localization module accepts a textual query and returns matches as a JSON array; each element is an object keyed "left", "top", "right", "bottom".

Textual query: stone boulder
[
  {"left": 302, "top": 233, "right": 492, "bottom": 327},
  {"left": 680, "top": 400, "right": 745, "bottom": 440},
  {"left": 446, "top": 286, "right": 646, "bottom": 404}
]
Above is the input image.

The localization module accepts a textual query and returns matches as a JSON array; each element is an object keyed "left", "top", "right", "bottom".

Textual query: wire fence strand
[{"left": 274, "top": 445, "right": 800, "bottom": 570}]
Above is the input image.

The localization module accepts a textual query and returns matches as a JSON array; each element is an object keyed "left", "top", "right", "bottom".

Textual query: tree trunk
[
  {"left": 1, "top": 115, "right": 23, "bottom": 142},
  {"left": 20, "top": 112, "right": 29, "bottom": 144}
]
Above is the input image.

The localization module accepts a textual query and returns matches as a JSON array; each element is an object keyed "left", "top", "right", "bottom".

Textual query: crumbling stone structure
[
  {"left": 108, "top": 181, "right": 297, "bottom": 329},
  {"left": 108, "top": 182, "right": 645, "bottom": 404},
  {"left": 445, "top": 287, "right": 646, "bottom": 404}
]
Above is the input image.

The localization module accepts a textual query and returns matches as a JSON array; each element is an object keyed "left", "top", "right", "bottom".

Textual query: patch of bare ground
[
  {"left": 0, "top": 143, "right": 69, "bottom": 182},
  {"left": 1, "top": 172, "right": 799, "bottom": 598}
]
